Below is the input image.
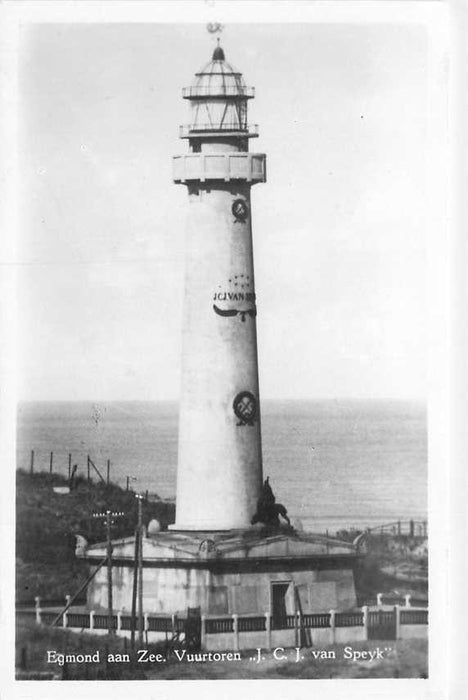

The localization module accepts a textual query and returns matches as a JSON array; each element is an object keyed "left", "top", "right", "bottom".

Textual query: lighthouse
[
  {"left": 82, "top": 41, "right": 360, "bottom": 635},
  {"left": 172, "top": 43, "right": 266, "bottom": 530}
]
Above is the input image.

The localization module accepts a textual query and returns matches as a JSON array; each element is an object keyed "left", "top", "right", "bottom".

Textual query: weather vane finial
[{"left": 206, "top": 23, "right": 224, "bottom": 35}]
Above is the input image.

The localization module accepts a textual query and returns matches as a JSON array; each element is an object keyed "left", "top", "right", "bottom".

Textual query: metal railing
[
  {"left": 147, "top": 616, "right": 173, "bottom": 632},
  {"left": 179, "top": 123, "right": 259, "bottom": 138},
  {"left": 400, "top": 609, "right": 428, "bottom": 625},
  {"left": 302, "top": 612, "right": 331, "bottom": 628},
  {"left": 66, "top": 613, "right": 90, "bottom": 629},
  {"left": 183, "top": 85, "right": 255, "bottom": 98},
  {"left": 238, "top": 616, "right": 266, "bottom": 632},
  {"left": 93, "top": 614, "right": 117, "bottom": 630},
  {"left": 335, "top": 611, "right": 364, "bottom": 627},
  {"left": 205, "top": 617, "right": 234, "bottom": 634}
]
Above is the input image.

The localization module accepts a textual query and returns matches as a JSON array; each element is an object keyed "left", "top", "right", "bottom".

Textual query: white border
[{"left": 0, "top": 1, "right": 455, "bottom": 699}]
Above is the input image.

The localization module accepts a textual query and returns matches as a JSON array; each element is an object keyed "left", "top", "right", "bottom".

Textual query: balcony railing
[
  {"left": 182, "top": 85, "right": 255, "bottom": 99},
  {"left": 179, "top": 123, "right": 259, "bottom": 138}
]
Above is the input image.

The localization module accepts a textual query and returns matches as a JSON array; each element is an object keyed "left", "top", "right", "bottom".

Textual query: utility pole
[
  {"left": 106, "top": 510, "right": 113, "bottom": 634},
  {"left": 92, "top": 509, "right": 125, "bottom": 635},
  {"left": 126, "top": 475, "right": 137, "bottom": 491},
  {"left": 136, "top": 494, "right": 144, "bottom": 646}
]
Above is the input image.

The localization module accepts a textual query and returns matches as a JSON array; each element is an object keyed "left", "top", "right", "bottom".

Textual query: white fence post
[
  {"left": 117, "top": 611, "right": 122, "bottom": 633},
  {"left": 295, "top": 610, "right": 301, "bottom": 648},
  {"left": 404, "top": 594, "right": 412, "bottom": 608},
  {"left": 89, "top": 610, "right": 95, "bottom": 631},
  {"left": 201, "top": 615, "right": 207, "bottom": 649},
  {"left": 232, "top": 614, "right": 239, "bottom": 651},
  {"left": 395, "top": 605, "right": 401, "bottom": 639},
  {"left": 361, "top": 605, "right": 369, "bottom": 640},
  {"left": 265, "top": 612, "right": 271, "bottom": 650},
  {"left": 34, "top": 597, "right": 41, "bottom": 625},
  {"left": 329, "top": 609, "right": 336, "bottom": 644},
  {"left": 376, "top": 593, "right": 383, "bottom": 607}
]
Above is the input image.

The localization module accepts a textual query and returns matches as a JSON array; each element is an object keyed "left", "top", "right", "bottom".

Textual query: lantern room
[{"left": 180, "top": 42, "right": 258, "bottom": 149}]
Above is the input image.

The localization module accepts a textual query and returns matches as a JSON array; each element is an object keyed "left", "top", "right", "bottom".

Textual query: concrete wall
[
  {"left": 87, "top": 563, "right": 357, "bottom": 616},
  {"left": 399, "top": 624, "right": 427, "bottom": 640}
]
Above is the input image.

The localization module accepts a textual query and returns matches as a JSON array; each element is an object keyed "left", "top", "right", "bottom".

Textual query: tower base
[{"left": 81, "top": 529, "right": 361, "bottom": 630}]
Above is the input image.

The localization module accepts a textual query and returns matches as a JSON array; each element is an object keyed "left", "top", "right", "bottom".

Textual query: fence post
[
  {"left": 89, "top": 610, "right": 95, "bottom": 631},
  {"left": 265, "top": 612, "right": 271, "bottom": 650},
  {"left": 68, "top": 453, "right": 72, "bottom": 480},
  {"left": 232, "top": 614, "right": 239, "bottom": 651},
  {"left": 295, "top": 610, "right": 301, "bottom": 648},
  {"left": 329, "top": 609, "right": 336, "bottom": 644},
  {"left": 49, "top": 451, "right": 53, "bottom": 474},
  {"left": 172, "top": 614, "right": 177, "bottom": 639},
  {"left": 144, "top": 613, "right": 149, "bottom": 637},
  {"left": 30, "top": 450, "right": 34, "bottom": 475},
  {"left": 107, "top": 460, "right": 110, "bottom": 485},
  {"left": 395, "top": 605, "right": 401, "bottom": 640},
  {"left": 361, "top": 605, "right": 369, "bottom": 640},
  {"left": 404, "top": 594, "right": 411, "bottom": 608},
  {"left": 201, "top": 615, "right": 207, "bottom": 649},
  {"left": 376, "top": 593, "right": 383, "bottom": 607},
  {"left": 34, "top": 596, "right": 41, "bottom": 625},
  {"left": 117, "top": 611, "right": 122, "bottom": 633}
]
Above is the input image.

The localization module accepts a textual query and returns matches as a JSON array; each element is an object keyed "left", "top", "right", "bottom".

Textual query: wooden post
[
  {"left": 137, "top": 495, "right": 144, "bottom": 646},
  {"left": 68, "top": 453, "right": 72, "bottom": 480},
  {"left": 106, "top": 511, "right": 114, "bottom": 635},
  {"left": 130, "top": 529, "right": 139, "bottom": 651},
  {"left": 87, "top": 456, "right": 90, "bottom": 484},
  {"left": 126, "top": 476, "right": 129, "bottom": 491},
  {"left": 107, "top": 460, "right": 110, "bottom": 486},
  {"left": 49, "top": 452, "right": 53, "bottom": 474},
  {"left": 30, "top": 450, "right": 34, "bottom": 475}
]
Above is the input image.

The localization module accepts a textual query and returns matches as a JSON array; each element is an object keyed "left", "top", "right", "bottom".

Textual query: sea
[{"left": 16, "top": 399, "right": 427, "bottom": 534}]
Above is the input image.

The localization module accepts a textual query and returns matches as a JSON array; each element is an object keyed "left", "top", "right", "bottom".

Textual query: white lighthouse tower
[
  {"left": 172, "top": 43, "right": 267, "bottom": 530},
  {"left": 82, "top": 41, "right": 360, "bottom": 628}
]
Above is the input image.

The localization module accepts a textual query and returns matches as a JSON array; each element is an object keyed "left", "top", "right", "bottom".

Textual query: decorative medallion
[
  {"left": 232, "top": 198, "right": 249, "bottom": 223},
  {"left": 233, "top": 391, "right": 257, "bottom": 426}
]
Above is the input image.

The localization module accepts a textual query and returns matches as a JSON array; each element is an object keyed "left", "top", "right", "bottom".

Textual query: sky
[{"left": 17, "top": 21, "right": 429, "bottom": 401}]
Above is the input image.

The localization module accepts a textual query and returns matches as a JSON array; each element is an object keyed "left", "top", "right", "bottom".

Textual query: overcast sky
[{"left": 17, "top": 22, "right": 429, "bottom": 401}]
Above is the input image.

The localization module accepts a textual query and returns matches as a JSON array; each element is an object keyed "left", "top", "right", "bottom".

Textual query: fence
[{"left": 17, "top": 599, "right": 428, "bottom": 651}]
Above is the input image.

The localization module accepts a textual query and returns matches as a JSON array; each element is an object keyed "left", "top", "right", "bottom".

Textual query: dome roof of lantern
[{"left": 192, "top": 44, "right": 248, "bottom": 94}]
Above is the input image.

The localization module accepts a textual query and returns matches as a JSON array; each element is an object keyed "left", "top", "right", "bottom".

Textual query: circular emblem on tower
[
  {"left": 232, "top": 198, "right": 249, "bottom": 223},
  {"left": 233, "top": 391, "right": 257, "bottom": 426}
]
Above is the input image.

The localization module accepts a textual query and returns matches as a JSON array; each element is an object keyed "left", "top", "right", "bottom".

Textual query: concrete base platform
[{"left": 80, "top": 528, "right": 362, "bottom": 617}]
